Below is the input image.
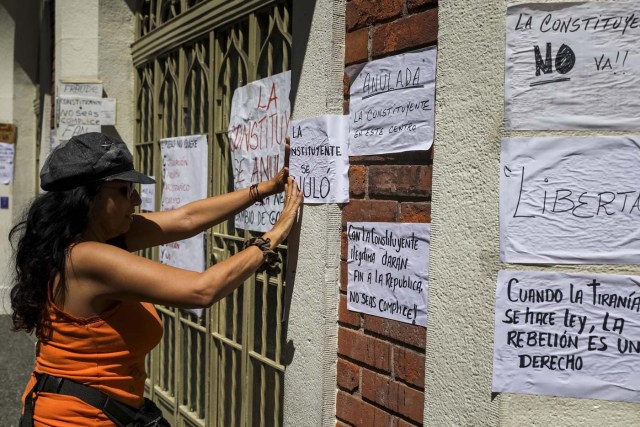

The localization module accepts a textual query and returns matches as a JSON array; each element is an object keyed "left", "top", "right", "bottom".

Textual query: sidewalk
[{"left": 0, "top": 315, "right": 36, "bottom": 427}]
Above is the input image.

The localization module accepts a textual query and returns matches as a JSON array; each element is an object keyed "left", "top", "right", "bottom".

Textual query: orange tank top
[{"left": 22, "top": 300, "right": 163, "bottom": 427}]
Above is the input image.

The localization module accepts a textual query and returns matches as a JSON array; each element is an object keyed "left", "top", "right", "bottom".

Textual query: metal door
[{"left": 132, "top": 2, "right": 291, "bottom": 425}]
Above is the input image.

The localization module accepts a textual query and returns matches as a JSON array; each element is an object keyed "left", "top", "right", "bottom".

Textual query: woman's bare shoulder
[{"left": 66, "top": 240, "right": 137, "bottom": 278}]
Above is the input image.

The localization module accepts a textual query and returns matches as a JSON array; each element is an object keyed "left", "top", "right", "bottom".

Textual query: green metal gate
[{"left": 132, "top": 1, "right": 291, "bottom": 425}]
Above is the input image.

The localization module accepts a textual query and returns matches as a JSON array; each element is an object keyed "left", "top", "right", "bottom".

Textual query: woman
[{"left": 11, "top": 132, "right": 301, "bottom": 427}]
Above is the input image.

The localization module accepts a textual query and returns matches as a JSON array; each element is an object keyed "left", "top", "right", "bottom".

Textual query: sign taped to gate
[
  {"left": 228, "top": 71, "right": 291, "bottom": 232},
  {"left": 160, "top": 135, "right": 208, "bottom": 275}
]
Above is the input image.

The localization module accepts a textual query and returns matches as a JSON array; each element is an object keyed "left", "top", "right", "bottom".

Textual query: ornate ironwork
[{"left": 134, "top": 2, "right": 291, "bottom": 425}]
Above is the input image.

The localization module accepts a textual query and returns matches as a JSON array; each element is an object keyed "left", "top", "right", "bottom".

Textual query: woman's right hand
[{"left": 263, "top": 176, "right": 302, "bottom": 248}]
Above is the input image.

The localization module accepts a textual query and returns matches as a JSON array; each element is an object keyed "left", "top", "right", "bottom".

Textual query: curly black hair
[{"left": 9, "top": 185, "right": 99, "bottom": 340}]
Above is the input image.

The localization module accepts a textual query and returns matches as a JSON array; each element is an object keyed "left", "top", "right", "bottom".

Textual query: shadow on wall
[
  {"left": 1, "top": 0, "right": 52, "bottom": 170},
  {"left": 0, "top": 0, "right": 39, "bottom": 85},
  {"left": 280, "top": 0, "right": 317, "bottom": 366},
  {"left": 289, "top": 0, "right": 317, "bottom": 118}
]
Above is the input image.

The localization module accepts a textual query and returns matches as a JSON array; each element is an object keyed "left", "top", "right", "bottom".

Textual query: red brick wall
[{"left": 338, "top": 1, "right": 437, "bottom": 426}]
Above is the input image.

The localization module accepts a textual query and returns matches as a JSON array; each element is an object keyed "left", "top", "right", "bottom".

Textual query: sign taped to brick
[
  {"left": 290, "top": 115, "right": 349, "bottom": 204},
  {"left": 347, "top": 222, "right": 430, "bottom": 326},
  {"left": 228, "top": 71, "right": 290, "bottom": 232},
  {"left": 506, "top": 2, "right": 640, "bottom": 129},
  {"left": 349, "top": 48, "right": 436, "bottom": 155},
  {"left": 493, "top": 269, "right": 640, "bottom": 403},
  {"left": 501, "top": 135, "right": 640, "bottom": 264}
]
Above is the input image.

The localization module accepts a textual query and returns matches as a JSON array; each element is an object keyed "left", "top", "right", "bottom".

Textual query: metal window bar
[
  {"left": 134, "top": 2, "right": 291, "bottom": 425},
  {"left": 138, "top": 0, "right": 214, "bottom": 38}
]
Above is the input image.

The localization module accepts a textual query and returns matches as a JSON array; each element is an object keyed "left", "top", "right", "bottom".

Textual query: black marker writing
[{"left": 361, "top": 67, "right": 422, "bottom": 99}]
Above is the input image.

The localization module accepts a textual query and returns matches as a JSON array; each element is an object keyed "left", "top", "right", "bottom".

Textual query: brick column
[{"left": 337, "top": 1, "right": 438, "bottom": 426}]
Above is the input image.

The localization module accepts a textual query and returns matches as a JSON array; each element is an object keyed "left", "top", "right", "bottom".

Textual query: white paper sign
[
  {"left": 493, "top": 269, "right": 640, "bottom": 403},
  {"left": 290, "top": 115, "right": 349, "bottom": 204},
  {"left": 0, "top": 143, "right": 15, "bottom": 185},
  {"left": 506, "top": 2, "right": 640, "bottom": 130},
  {"left": 347, "top": 222, "right": 430, "bottom": 326},
  {"left": 59, "top": 82, "right": 103, "bottom": 98},
  {"left": 228, "top": 72, "right": 291, "bottom": 232},
  {"left": 501, "top": 136, "right": 640, "bottom": 264},
  {"left": 160, "top": 135, "right": 208, "bottom": 274},
  {"left": 140, "top": 176, "right": 156, "bottom": 212},
  {"left": 57, "top": 97, "right": 102, "bottom": 139},
  {"left": 100, "top": 98, "right": 116, "bottom": 126},
  {"left": 50, "top": 129, "right": 59, "bottom": 152},
  {"left": 349, "top": 48, "right": 436, "bottom": 155}
]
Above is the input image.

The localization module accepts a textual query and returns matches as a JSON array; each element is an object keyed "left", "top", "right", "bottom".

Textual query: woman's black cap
[{"left": 40, "top": 132, "right": 155, "bottom": 191}]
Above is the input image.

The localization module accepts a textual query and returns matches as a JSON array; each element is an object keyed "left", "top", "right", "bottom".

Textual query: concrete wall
[
  {"left": 283, "top": 1, "right": 343, "bottom": 426},
  {"left": 0, "top": 3, "right": 15, "bottom": 313},
  {"left": 98, "top": 0, "right": 136, "bottom": 146},
  {"left": 55, "top": 0, "right": 134, "bottom": 144},
  {"left": 0, "top": 4, "right": 14, "bottom": 122},
  {"left": 55, "top": 1, "right": 99, "bottom": 83},
  {"left": 12, "top": 1, "right": 39, "bottom": 222},
  {"left": 426, "top": 0, "right": 640, "bottom": 426},
  {"left": 0, "top": 0, "right": 136, "bottom": 309},
  {"left": 0, "top": 0, "right": 40, "bottom": 313},
  {"left": 55, "top": 0, "right": 135, "bottom": 146}
]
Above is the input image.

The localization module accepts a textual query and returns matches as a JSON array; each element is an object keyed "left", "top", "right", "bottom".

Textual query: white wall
[
  {"left": 426, "top": 1, "right": 640, "bottom": 426},
  {"left": 98, "top": 0, "right": 135, "bottom": 147},
  {"left": 283, "top": 1, "right": 344, "bottom": 426},
  {"left": 55, "top": 0, "right": 99, "bottom": 82},
  {"left": 55, "top": 0, "right": 134, "bottom": 147}
]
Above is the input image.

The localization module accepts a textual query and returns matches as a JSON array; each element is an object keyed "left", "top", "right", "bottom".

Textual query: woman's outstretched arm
[
  {"left": 124, "top": 144, "right": 290, "bottom": 252},
  {"left": 71, "top": 178, "right": 302, "bottom": 308}
]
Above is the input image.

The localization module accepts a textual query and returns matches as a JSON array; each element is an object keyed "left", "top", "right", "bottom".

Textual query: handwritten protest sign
[
  {"left": 506, "top": 2, "right": 640, "bottom": 129},
  {"left": 100, "top": 98, "right": 116, "bottom": 126},
  {"left": 0, "top": 143, "right": 15, "bottom": 185},
  {"left": 501, "top": 136, "right": 640, "bottom": 264},
  {"left": 347, "top": 222, "right": 430, "bottom": 326},
  {"left": 57, "top": 97, "right": 102, "bottom": 139},
  {"left": 140, "top": 176, "right": 156, "bottom": 212},
  {"left": 493, "top": 270, "right": 640, "bottom": 403},
  {"left": 349, "top": 48, "right": 436, "bottom": 155},
  {"left": 290, "top": 115, "right": 349, "bottom": 204},
  {"left": 228, "top": 71, "right": 290, "bottom": 232},
  {"left": 160, "top": 135, "right": 208, "bottom": 276},
  {"left": 59, "top": 82, "right": 102, "bottom": 98},
  {"left": 56, "top": 81, "right": 116, "bottom": 138}
]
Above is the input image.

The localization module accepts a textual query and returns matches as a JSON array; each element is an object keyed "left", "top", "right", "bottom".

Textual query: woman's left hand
[{"left": 266, "top": 137, "right": 290, "bottom": 195}]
